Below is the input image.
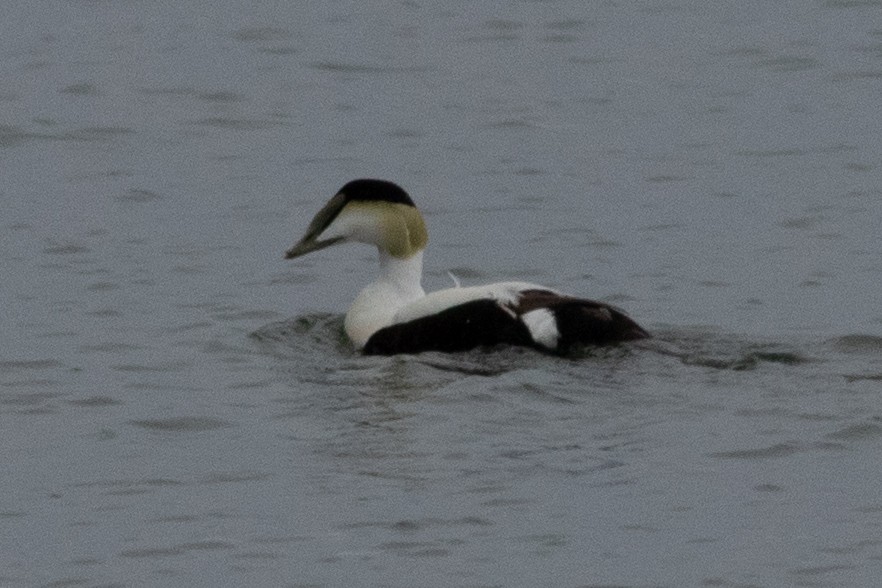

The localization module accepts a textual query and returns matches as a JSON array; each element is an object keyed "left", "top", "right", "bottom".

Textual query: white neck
[
  {"left": 378, "top": 249, "right": 425, "bottom": 300},
  {"left": 344, "top": 249, "right": 426, "bottom": 348}
]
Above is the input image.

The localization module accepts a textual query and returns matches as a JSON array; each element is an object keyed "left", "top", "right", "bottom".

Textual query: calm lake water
[{"left": 3, "top": 1, "right": 882, "bottom": 586}]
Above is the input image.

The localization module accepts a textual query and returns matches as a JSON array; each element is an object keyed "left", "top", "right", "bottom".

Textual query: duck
[{"left": 285, "top": 179, "right": 649, "bottom": 355}]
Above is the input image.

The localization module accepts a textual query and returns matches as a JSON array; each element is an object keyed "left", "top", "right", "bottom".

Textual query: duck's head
[{"left": 285, "top": 179, "right": 428, "bottom": 260}]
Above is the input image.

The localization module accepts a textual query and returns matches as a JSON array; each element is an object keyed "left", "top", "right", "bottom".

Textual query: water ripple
[{"left": 129, "top": 417, "right": 233, "bottom": 432}]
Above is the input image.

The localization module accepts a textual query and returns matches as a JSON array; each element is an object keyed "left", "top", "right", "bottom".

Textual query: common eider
[{"left": 285, "top": 179, "right": 649, "bottom": 355}]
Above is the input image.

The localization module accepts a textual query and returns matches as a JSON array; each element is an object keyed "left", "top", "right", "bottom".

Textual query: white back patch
[
  {"left": 393, "top": 282, "right": 546, "bottom": 325},
  {"left": 521, "top": 308, "right": 560, "bottom": 350}
]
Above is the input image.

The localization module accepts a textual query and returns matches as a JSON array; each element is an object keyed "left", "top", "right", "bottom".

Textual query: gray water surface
[{"left": 3, "top": 1, "right": 882, "bottom": 587}]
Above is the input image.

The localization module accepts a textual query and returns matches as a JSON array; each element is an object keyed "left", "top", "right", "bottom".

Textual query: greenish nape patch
[
  {"left": 349, "top": 200, "right": 427, "bottom": 258},
  {"left": 384, "top": 202, "right": 428, "bottom": 258}
]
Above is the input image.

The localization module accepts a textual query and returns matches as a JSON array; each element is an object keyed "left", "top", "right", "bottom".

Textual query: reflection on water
[{"left": 2, "top": 0, "right": 882, "bottom": 586}]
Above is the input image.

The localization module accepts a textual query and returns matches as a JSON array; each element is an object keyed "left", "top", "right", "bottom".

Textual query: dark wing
[
  {"left": 515, "top": 289, "right": 650, "bottom": 351},
  {"left": 363, "top": 289, "right": 649, "bottom": 356},
  {"left": 363, "top": 299, "right": 532, "bottom": 355}
]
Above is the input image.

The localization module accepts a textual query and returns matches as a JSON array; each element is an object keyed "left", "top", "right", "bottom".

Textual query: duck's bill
[{"left": 284, "top": 236, "right": 344, "bottom": 259}]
